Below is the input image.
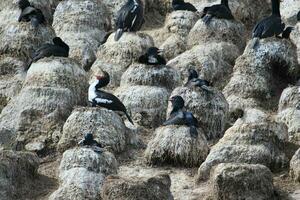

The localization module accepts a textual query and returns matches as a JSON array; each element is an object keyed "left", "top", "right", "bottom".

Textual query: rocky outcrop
[
  {"left": 290, "top": 148, "right": 300, "bottom": 182},
  {"left": 53, "top": 0, "right": 110, "bottom": 69},
  {"left": 101, "top": 174, "right": 173, "bottom": 200},
  {"left": 144, "top": 126, "right": 209, "bottom": 167},
  {"left": 291, "top": 22, "right": 300, "bottom": 64},
  {"left": 276, "top": 86, "right": 300, "bottom": 144},
  {"left": 57, "top": 107, "right": 127, "bottom": 153},
  {"left": 0, "top": 150, "right": 39, "bottom": 200},
  {"left": 49, "top": 147, "right": 118, "bottom": 200},
  {"left": 197, "top": 118, "right": 289, "bottom": 181},
  {"left": 210, "top": 163, "right": 275, "bottom": 200},
  {"left": 0, "top": 58, "right": 87, "bottom": 150},
  {"left": 281, "top": 0, "right": 300, "bottom": 25},
  {"left": 168, "top": 86, "right": 229, "bottom": 140}
]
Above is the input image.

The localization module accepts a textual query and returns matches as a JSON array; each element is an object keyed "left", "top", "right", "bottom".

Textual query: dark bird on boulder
[
  {"left": 163, "top": 96, "right": 199, "bottom": 138},
  {"left": 78, "top": 133, "right": 102, "bottom": 148},
  {"left": 138, "top": 47, "right": 166, "bottom": 65},
  {"left": 26, "top": 37, "right": 69, "bottom": 70},
  {"left": 18, "top": 0, "right": 45, "bottom": 28},
  {"left": 201, "top": 0, "right": 234, "bottom": 25},
  {"left": 252, "top": 0, "right": 285, "bottom": 39},
  {"left": 115, "top": 0, "right": 144, "bottom": 41},
  {"left": 88, "top": 72, "right": 134, "bottom": 124},
  {"left": 185, "top": 69, "right": 211, "bottom": 92},
  {"left": 172, "top": 0, "right": 197, "bottom": 12},
  {"left": 282, "top": 26, "right": 294, "bottom": 39}
]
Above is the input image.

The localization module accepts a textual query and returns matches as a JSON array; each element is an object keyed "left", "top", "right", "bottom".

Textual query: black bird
[
  {"left": 252, "top": 0, "right": 285, "bottom": 39},
  {"left": 18, "top": 0, "right": 45, "bottom": 28},
  {"left": 172, "top": 0, "right": 197, "bottom": 12},
  {"left": 78, "top": 133, "right": 102, "bottom": 148},
  {"left": 297, "top": 11, "right": 300, "bottom": 21},
  {"left": 138, "top": 47, "right": 166, "bottom": 65},
  {"left": 88, "top": 72, "right": 134, "bottom": 125},
  {"left": 26, "top": 37, "right": 69, "bottom": 70},
  {"left": 201, "top": 0, "right": 234, "bottom": 25},
  {"left": 115, "top": 0, "right": 144, "bottom": 41},
  {"left": 185, "top": 69, "right": 210, "bottom": 91},
  {"left": 163, "top": 96, "right": 199, "bottom": 138},
  {"left": 282, "top": 26, "right": 294, "bottom": 39}
]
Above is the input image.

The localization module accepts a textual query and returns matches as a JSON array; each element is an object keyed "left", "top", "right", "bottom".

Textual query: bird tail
[
  {"left": 114, "top": 29, "right": 123, "bottom": 41},
  {"left": 30, "top": 17, "right": 39, "bottom": 28},
  {"left": 189, "top": 126, "right": 198, "bottom": 138},
  {"left": 125, "top": 111, "right": 134, "bottom": 125},
  {"left": 202, "top": 15, "right": 213, "bottom": 25}
]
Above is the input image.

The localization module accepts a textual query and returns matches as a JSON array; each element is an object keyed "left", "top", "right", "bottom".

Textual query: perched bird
[
  {"left": 26, "top": 37, "right": 69, "bottom": 70},
  {"left": 78, "top": 133, "right": 102, "bottom": 148},
  {"left": 115, "top": 0, "right": 144, "bottom": 41},
  {"left": 281, "top": 26, "right": 294, "bottom": 39},
  {"left": 163, "top": 96, "right": 199, "bottom": 138},
  {"left": 138, "top": 47, "right": 166, "bottom": 65},
  {"left": 297, "top": 11, "right": 300, "bottom": 21},
  {"left": 88, "top": 72, "right": 134, "bottom": 124},
  {"left": 252, "top": 0, "right": 285, "bottom": 39},
  {"left": 172, "top": 0, "right": 197, "bottom": 12},
  {"left": 18, "top": 0, "right": 45, "bottom": 28},
  {"left": 201, "top": 0, "right": 234, "bottom": 25},
  {"left": 185, "top": 69, "right": 210, "bottom": 92}
]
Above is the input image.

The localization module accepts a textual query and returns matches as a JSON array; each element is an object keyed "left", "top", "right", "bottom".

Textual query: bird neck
[
  {"left": 271, "top": 0, "right": 280, "bottom": 16},
  {"left": 171, "top": 105, "right": 183, "bottom": 114},
  {"left": 221, "top": 0, "right": 229, "bottom": 7}
]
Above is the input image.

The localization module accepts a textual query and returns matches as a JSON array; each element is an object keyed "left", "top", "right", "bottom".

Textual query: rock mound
[
  {"left": 290, "top": 148, "right": 300, "bottom": 182},
  {"left": 58, "top": 107, "right": 127, "bottom": 153},
  {"left": 101, "top": 174, "right": 173, "bottom": 200},
  {"left": 144, "top": 126, "right": 209, "bottom": 167}
]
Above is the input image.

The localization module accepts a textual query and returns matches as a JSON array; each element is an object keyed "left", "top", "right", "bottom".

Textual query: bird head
[
  {"left": 169, "top": 95, "right": 185, "bottom": 109},
  {"left": 18, "top": 0, "right": 31, "bottom": 10},
  {"left": 84, "top": 133, "right": 94, "bottom": 141},
  {"left": 95, "top": 71, "right": 110, "bottom": 88},
  {"left": 187, "top": 69, "right": 198, "bottom": 81},
  {"left": 147, "top": 47, "right": 163, "bottom": 56}
]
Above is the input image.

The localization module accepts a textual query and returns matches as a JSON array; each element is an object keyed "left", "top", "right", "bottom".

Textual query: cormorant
[
  {"left": 297, "top": 11, "right": 300, "bottom": 21},
  {"left": 26, "top": 37, "right": 69, "bottom": 70},
  {"left": 201, "top": 0, "right": 234, "bottom": 25},
  {"left": 282, "top": 26, "right": 294, "bottom": 39},
  {"left": 163, "top": 96, "right": 199, "bottom": 138},
  {"left": 172, "top": 0, "right": 197, "bottom": 12},
  {"left": 138, "top": 47, "right": 166, "bottom": 65},
  {"left": 88, "top": 72, "right": 134, "bottom": 124},
  {"left": 185, "top": 69, "right": 210, "bottom": 92},
  {"left": 115, "top": 0, "right": 144, "bottom": 41},
  {"left": 78, "top": 133, "right": 102, "bottom": 148},
  {"left": 252, "top": 0, "right": 285, "bottom": 39},
  {"left": 18, "top": 0, "right": 45, "bottom": 28}
]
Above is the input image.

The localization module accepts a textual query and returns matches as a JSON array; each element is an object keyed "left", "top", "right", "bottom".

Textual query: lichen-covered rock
[
  {"left": 223, "top": 38, "right": 299, "bottom": 114},
  {"left": 0, "top": 58, "right": 87, "bottom": 149},
  {"left": 0, "top": 150, "right": 39, "bottom": 200},
  {"left": 101, "top": 174, "right": 173, "bottom": 200},
  {"left": 197, "top": 119, "right": 289, "bottom": 181},
  {"left": 58, "top": 107, "right": 127, "bottom": 153},
  {"left": 276, "top": 86, "right": 300, "bottom": 144},
  {"left": 290, "top": 148, "right": 300, "bottom": 182},
  {"left": 144, "top": 126, "right": 209, "bottom": 167},
  {"left": 120, "top": 63, "right": 180, "bottom": 91},
  {"left": 187, "top": 18, "right": 246, "bottom": 51},
  {"left": 167, "top": 42, "right": 240, "bottom": 89},
  {"left": 53, "top": 0, "right": 110, "bottom": 69},
  {"left": 115, "top": 85, "right": 169, "bottom": 127},
  {"left": 281, "top": 0, "right": 300, "bottom": 25},
  {"left": 210, "top": 163, "right": 275, "bottom": 200},
  {"left": 169, "top": 86, "right": 229, "bottom": 140},
  {"left": 49, "top": 147, "right": 118, "bottom": 200},
  {"left": 291, "top": 22, "right": 300, "bottom": 64}
]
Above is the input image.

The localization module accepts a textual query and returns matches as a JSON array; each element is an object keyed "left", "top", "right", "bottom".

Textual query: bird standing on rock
[
  {"left": 185, "top": 69, "right": 211, "bottom": 92},
  {"left": 201, "top": 0, "right": 234, "bottom": 25},
  {"left": 78, "top": 133, "right": 103, "bottom": 153},
  {"left": 115, "top": 0, "right": 144, "bottom": 41},
  {"left": 18, "top": 0, "right": 45, "bottom": 28},
  {"left": 88, "top": 72, "right": 134, "bottom": 125},
  {"left": 26, "top": 37, "right": 69, "bottom": 70},
  {"left": 252, "top": 0, "right": 285, "bottom": 39},
  {"left": 172, "top": 0, "right": 197, "bottom": 12},
  {"left": 138, "top": 47, "right": 166, "bottom": 65},
  {"left": 163, "top": 96, "right": 199, "bottom": 138},
  {"left": 281, "top": 26, "right": 294, "bottom": 39}
]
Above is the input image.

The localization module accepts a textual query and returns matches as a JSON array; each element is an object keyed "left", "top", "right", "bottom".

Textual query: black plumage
[
  {"left": 78, "top": 133, "right": 102, "bottom": 148},
  {"left": 163, "top": 96, "right": 199, "bottom": 138},
  {"left": 115, "top": 0, "right": 144, "bottom": 41},
  {"left": 185, "top": 69, "right": 210, "bottom": 91},
  {"left": 88, "top": 72, "right": 134, "bottom": 125},
  {"left": 26, "top": 37, "right": 69, "bottom": 70},
  {"left": 297, "top": 11, "right": 300, "bottom": 21},
  {"left": 252, "top": 0, "right": 285, "bottom": 39},
  {"left": 201, "top": 0, "right": 234, "bottom": 25},
  {"left": 172, "top": 0, "right": 197, "bottom": 12},
  {"left": 18, "top": 0, "right": 45, "bottom": 28},
  {"left": 138, "top": 47, "right": 166, "bottom": 65},
  {"left": 282, "top": 26, "right": 294, "bottom": 39}
]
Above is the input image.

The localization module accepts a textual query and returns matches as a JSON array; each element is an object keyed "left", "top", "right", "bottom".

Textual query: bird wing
[
  {"left": 253, "top": 16, "right": 284, "bottom": 38},
  {"left": 163, "top": 111, "right": 185, "bottom": 126},
  {"left": 116, "top": 2, "right": 143, "bottom": 31},
  {"left": 94, "top": 90, "right": 127, "bottom": 112}
]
